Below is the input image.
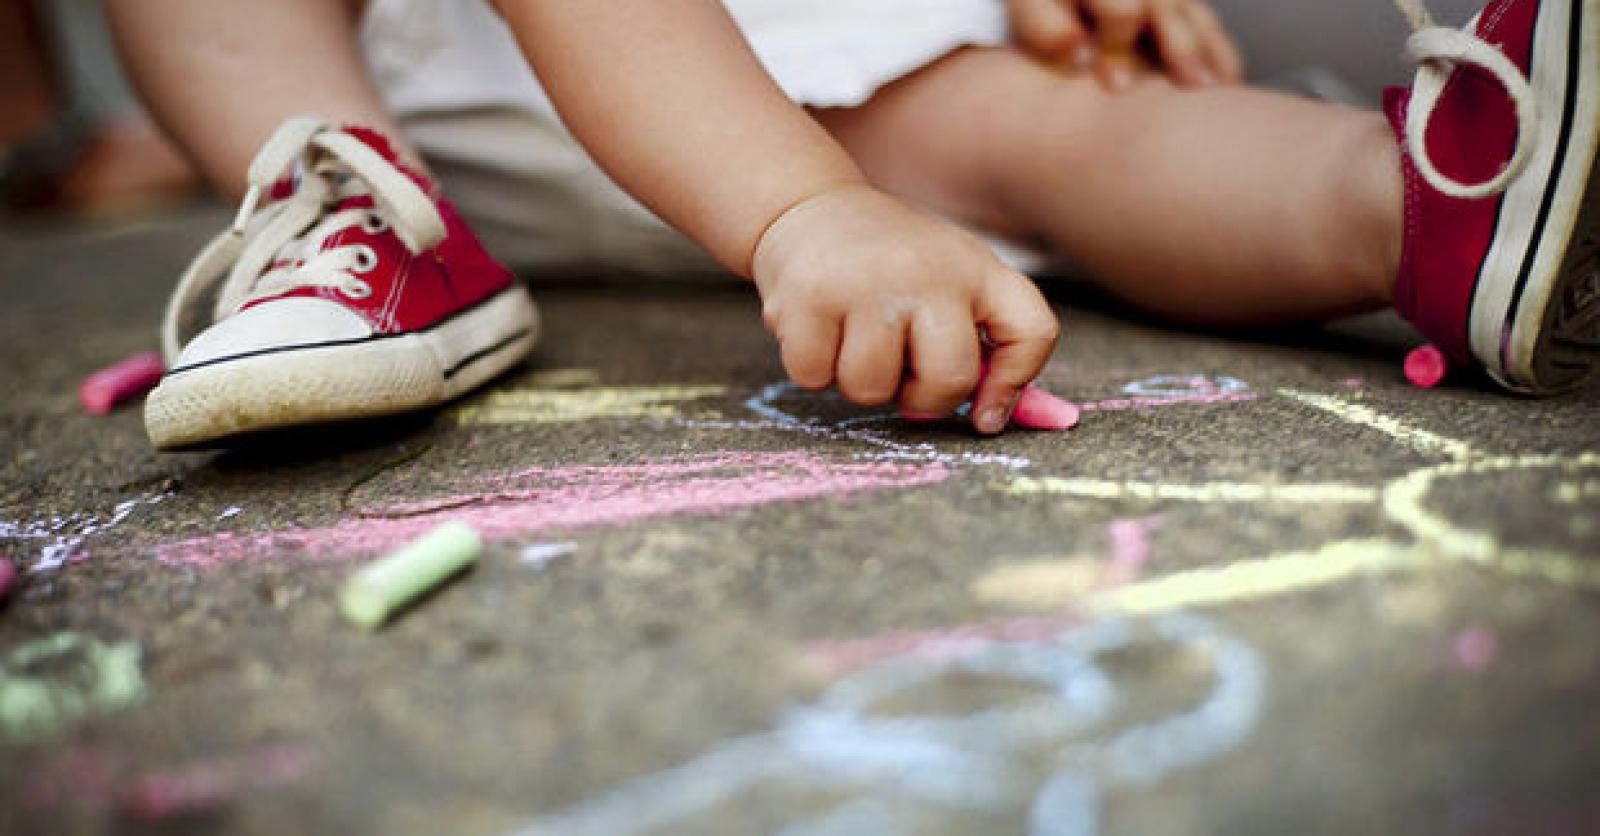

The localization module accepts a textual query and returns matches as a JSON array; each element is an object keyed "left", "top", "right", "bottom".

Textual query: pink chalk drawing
[
  {"left": 1102, "top": 516, "right": 1163, "bottom": 587},
  {"left": 28, "top": 744, "right": 317, "bottom": 820},
  {"left": 811, "top": 517, "right": 1162, "bottom": 675},
  {"left": 152, "top": 452, "right": 950, "bottom": 568},
  {"left": 122, "top": 745, "right": 317, "bottom": 821},
  {"left": 801, "top": 611, "right": 1088, "bottom": 676},
  {"left": 1450, "top": 626, "right": 1498, "bottom": 673}
]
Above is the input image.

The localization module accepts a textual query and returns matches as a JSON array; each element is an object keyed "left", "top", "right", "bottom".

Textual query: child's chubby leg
[
  {"left": 104, "top": 0, "right": 416, "bottom": 199},
  {"left": 813, "top": 47, "right": 1404, "bottom": 325},
  {"left": 822, "top": 0, "right": 1600, "bottom": 394}
]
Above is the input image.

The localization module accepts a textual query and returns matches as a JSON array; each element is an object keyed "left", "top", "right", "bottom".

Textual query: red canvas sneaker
[
  {"left": 144, "top": 117, "right": 539, "bottom": 449},
  {"left": 1386, "top": 0, "right": 1599, "bottom": 393}
]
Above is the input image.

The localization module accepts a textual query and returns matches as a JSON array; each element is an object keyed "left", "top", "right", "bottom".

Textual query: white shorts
[{"left": 358, "top": 0, "right": 1031, "bottom": 274}]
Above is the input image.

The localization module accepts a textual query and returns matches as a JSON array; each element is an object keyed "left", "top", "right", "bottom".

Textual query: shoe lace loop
[
  {"left": 159, "top": 117, "right": 446, "bottom": 362},
  {"left": 1393, "top": 0, "right": 1539, "bottom": 199}
]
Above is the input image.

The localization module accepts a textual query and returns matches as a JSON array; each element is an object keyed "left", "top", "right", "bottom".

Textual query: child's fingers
[
  {"left": 775, "top": 312, "right": 841, "bottom": 391},
  {"left": 898, "top": 307, "right": 983, "bottom": 419},
  {"left": 1083, "top": 0, "right": 1146, "bottom": 91},
  {"left": 1188, "top": 2, "right": 1243, "bottom": 84},
  {"left": 1006, "top": 0, "right": 1089, "bottom": 62},
  {"left": 972, "top": 274, "right": 1060, "bottom": 435},
  {"left": 836, "top": 314, "right": 907, "bottom": 407},
  {"left": 1151, "top": 0, "right": 1213, "bottom": 87}
]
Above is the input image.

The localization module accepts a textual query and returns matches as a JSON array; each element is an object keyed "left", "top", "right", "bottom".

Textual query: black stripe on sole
[{"left": 164, "top": 288, "right": 524, "bottom": 379}]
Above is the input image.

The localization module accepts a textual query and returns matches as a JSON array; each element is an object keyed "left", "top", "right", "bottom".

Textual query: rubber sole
[
  {"left": 1474, "top": 0, "right": 1600, "bottom": 393},
  {"left": 144, "top": 286, "right": 538, "bottom": 450}
]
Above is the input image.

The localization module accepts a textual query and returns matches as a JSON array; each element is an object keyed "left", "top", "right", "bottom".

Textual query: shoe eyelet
[
  {"left": 353, "top": 245, "right": 379, "bottom": 273},
  {"left": 342, "top": 280, "right": 374, "bottom": 300},
  {"left": 361, "top": 213, "right": 388, "bottom": 235}
]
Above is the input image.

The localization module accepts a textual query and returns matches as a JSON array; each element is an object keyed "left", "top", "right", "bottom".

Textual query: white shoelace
[
  {"left": 1393, "top": 0, "right": 1539, "bottom": 199},
  {"left": 160, "top": 117, "right": 447, "bottom": 362}
]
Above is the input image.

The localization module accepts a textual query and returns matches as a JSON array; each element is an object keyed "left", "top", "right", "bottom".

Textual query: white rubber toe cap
[{"left": 173, "top": 297, "right": 376, "bottom": 372}]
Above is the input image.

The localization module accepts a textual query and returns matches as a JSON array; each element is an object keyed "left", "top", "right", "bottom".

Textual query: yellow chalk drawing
[
  {"left": 972, "top": 559, "right": 1103, "bottom": 608},
  {"left": 452, "top": 384, "right": 727, "bottom": 426},
  {"left": 1086, "top": 539, "right": 1422, "bottom": 616},
  {"left": 1278, "top": 388, "right": 1472, "bottom": 460},
  {"left": 522, "top": 368, "right": 603, "bottom": 388},
  {"left": 1004, "top": 476, "right": 1377, "bottom": 503},
  {"left": 974, "top": 541, "right": 1421, "bottom": 616},
  {"left": 1553, "top": 479, "right": 1600, "bottom": 504},
  {"left": 1382, "top": 452, "right": 1600, "bottom": 586},
  {"left": 994, "top": 387, "right": 1598, "bottom": 619}
]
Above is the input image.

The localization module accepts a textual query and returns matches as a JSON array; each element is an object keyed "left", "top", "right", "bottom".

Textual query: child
[{"left": 106, "top": 0, "right": 1598, "bottom": 450}]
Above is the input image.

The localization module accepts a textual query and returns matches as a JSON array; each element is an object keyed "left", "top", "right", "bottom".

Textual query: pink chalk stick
[
  {"left": 0, "top": 559, "right": 13, "bottom": 600},
  {"left": 899, "top": 385, "right": 1079, "bottom": 430},
  {"left": 1404, "top": 344, "right": 1448, "bottom": 389},
  {"left": 1011, "top": 385, "right": 1080, "bottom": 431},
  {"left": 81, "top": 351, "right": 165, "bottom": 415}
]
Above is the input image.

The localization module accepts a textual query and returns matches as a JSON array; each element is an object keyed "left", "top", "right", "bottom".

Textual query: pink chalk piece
[
  {"left": 1011, "top": 385, "right": 1081, "bottom": 431},
  {"left": 80, "top": 351, "right": 165, "bottom": 415},
  {"left": 1404, "top": 344, "right": 1449, "bottom": 389},
  {"left": 0, "top": 558, "right": 14, "bottom": 600},
  {"left": 1342, "top": 377, "right": 1366, "bottom": 389},
  {"left": 1451, "top": 626, "right": 1498, "bottom": 673},
  {"left": 153, "top": 452, "right": 950, "bottom": 568}
]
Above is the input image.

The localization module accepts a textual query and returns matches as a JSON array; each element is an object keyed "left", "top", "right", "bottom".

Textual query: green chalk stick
[{"left": 341, "top": 522, "right": 482, "bottom": 629}]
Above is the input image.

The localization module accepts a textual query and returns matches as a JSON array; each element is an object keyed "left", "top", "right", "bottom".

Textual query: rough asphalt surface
[{"left": 1, "top": 208, "right": 1597, "bottom": 835}]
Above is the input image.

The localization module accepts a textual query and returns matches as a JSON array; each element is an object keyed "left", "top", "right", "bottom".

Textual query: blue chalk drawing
[
  {"left": 1120, "top": 375, "right": 1249, "bottom": 399},
  {"left": 718, "top": 381, "right": 1030, "bottom": 469},
  {"left": 506, "top": 614, "right": 1265, "bottom": 835}
]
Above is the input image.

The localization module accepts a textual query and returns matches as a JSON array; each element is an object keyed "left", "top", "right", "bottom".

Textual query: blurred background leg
[
  {"left": 0, "top": 0, "right": 200, "bottom": 219},
  {"left": 1207, "top": 0, "right": 1485, "bottom": 104}
]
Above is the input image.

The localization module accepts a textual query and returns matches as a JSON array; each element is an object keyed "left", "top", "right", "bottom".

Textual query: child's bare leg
[
  {"left": 815, "top": 47, "right": 1402, "bottom": 325},
  {"left": 104, "top": 0, "right": 412, "bottom": 199}
]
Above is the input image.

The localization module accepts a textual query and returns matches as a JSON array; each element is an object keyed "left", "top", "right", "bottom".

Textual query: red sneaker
[
  {"left": 1386, "top": 0, "right": 1599, "bottom": 393},
  {"left": 144, "top": 118, "right": 538, "bottom": 449}
]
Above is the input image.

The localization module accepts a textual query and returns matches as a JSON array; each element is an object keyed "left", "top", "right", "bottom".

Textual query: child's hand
[
  {"left": 750, "top": 185, "right": 1059, "bottom": 435},
  {"left": 1005, "top": 0, "right": 1243, "bottom": 92}
]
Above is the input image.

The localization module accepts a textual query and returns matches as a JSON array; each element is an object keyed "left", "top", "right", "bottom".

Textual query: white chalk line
[
  {"left": 675, "top": 381, "right": 1034, "bottom": 470},
  {"left": 1, "top": 490, "right": 172, "bottom": 572}
]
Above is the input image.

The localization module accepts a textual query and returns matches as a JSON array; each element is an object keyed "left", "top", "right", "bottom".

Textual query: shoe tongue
[
  {"left": 268, "top": 175, "right": 298, "bottom": 202},
  {"left": 339, "top": 125, "right": 432, "bottom": 192},
  {"left": 332, "top": 193, "right": 377, "bottom": 214},
  {"left": 342, "top": 125, "right": 400, "bottom": 163}
]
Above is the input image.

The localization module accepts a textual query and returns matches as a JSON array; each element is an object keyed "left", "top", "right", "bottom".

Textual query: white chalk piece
[{"left": 340, "top": 522, "right": 481, "bottom": 629}]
